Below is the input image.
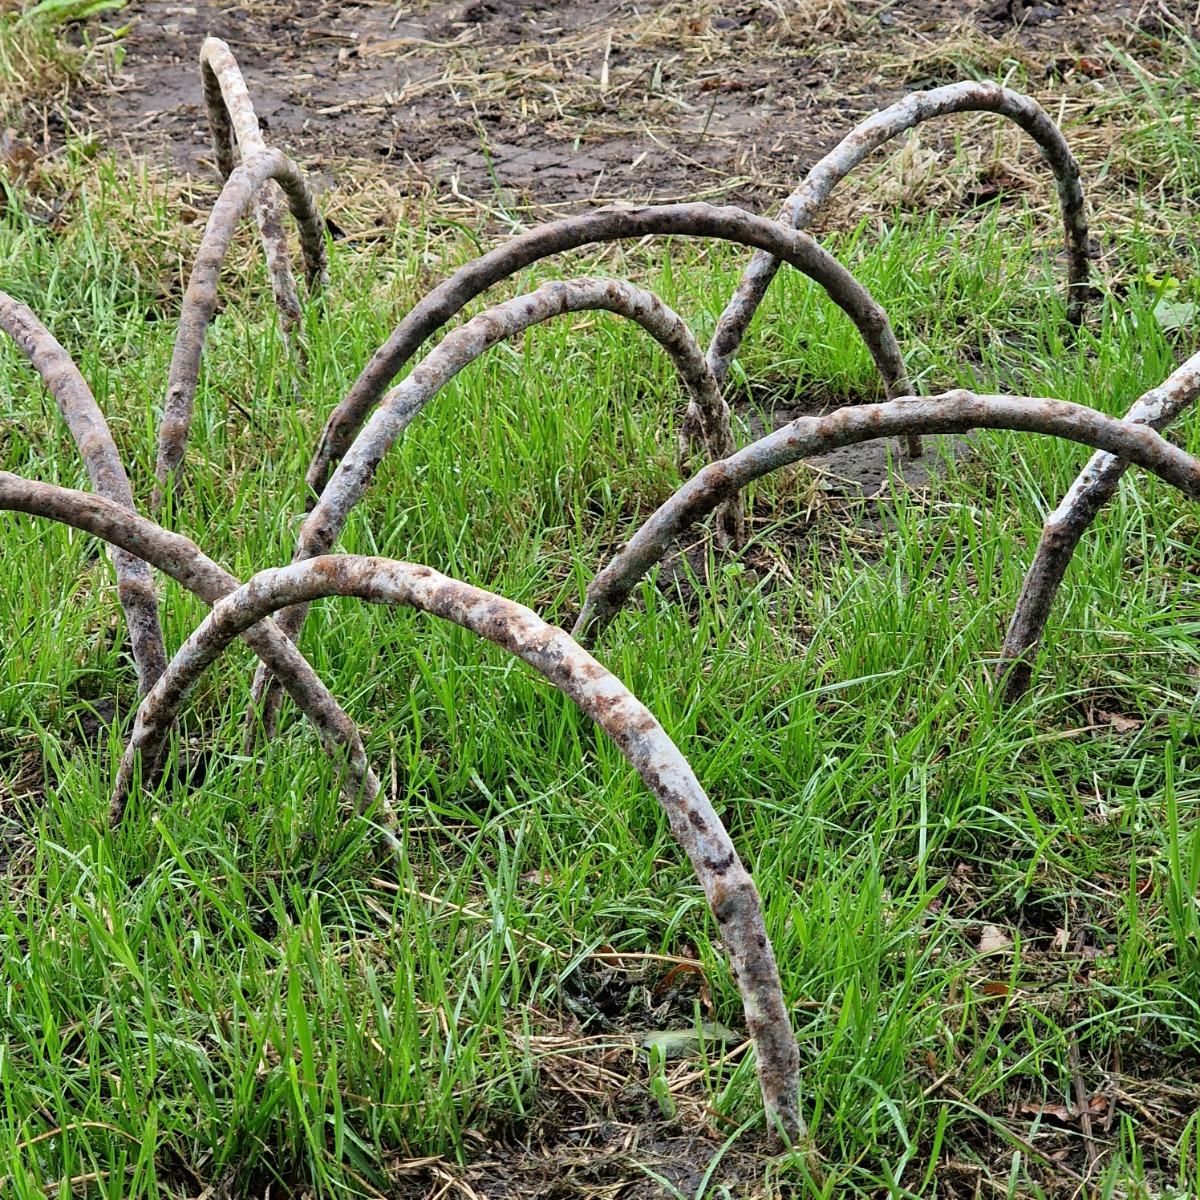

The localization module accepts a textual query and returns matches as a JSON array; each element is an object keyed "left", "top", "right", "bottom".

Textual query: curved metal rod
[
  {"left": 0, "top": 469, "right": 389, "bottom": 851},
  {"left": 154, "top": 148, "right": 327, "bottom": 511},
  {"left": 199, "top": 37, "right": 322, "bottom": 349},
  {"left": 998, "top": 351, "right": 1200, "bottom": 701},
  {"left": 250, "top": 271, "right": 857, "bottom": 738},
  {"left": 707, "top": 82, "right": 1091, "bottom": 390},
  {"left": 0, "top": 292, "right": 168, "bottom": 693},
  {"left": 572, "top": 391, "right": 1200, "bottom": 646},
  {"left": 122, "top": 553, "right": 805, "bottom": 1143},
  {"left": 304, "top": 200, "right": 914, "bottom": 501}
]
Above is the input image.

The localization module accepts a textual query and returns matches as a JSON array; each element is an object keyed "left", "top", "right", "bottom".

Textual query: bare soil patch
[
  {"left": 733, "top": 380, "right": 976, "bottom": 498},
  {"left": 74, "top": 0, "right": 1163, "bottom": 211}
]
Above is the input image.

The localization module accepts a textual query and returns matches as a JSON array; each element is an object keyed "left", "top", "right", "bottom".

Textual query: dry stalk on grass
[{"left": 572, "top": 392, "right": 1200, "bottom": 646}]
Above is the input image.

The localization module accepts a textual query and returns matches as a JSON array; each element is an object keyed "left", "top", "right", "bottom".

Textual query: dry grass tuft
[{"left": 0, "top": 3, "right": 126, "bottom": 138}]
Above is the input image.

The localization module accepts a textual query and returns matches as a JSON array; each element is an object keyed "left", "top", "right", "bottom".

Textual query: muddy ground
[{"left": 76, "top": 0, "right": 1172, "bottom": 213}]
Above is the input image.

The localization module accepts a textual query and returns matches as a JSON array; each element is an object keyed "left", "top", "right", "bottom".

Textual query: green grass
[{"left": 3, "top": 46, "right": 1200, "bottom": 1198}]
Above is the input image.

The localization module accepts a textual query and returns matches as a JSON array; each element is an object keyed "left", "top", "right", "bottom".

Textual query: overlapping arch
[{"left": 13, "top": 37, "right": 1181, "bottom": 1160}]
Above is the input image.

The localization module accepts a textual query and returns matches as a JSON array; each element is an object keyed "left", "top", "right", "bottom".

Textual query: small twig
[
  {"left": 1069, "top": 927, "right": 1102, "bottom": 1174},
  {"left": 1068, "top": 1035, "right": 1100, "bottom": 1173},
  {"left": 12, "top": 1121, "right": 140, "bottom": 1154},
  {"left": 368, "top": 877, "right": 564, "bottom": 958},
  {"left": 923, "top": 1067, "right": 958, "bottom": 1098},
  {"left": 599, "top": 29, "right": 612, "bottom": 93},
  {"left": 697, "top": 90, "right": 719, "bottom": 144}
]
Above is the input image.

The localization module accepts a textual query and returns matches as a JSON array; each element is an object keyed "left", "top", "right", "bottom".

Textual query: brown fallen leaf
[
  {"left": 1019, "top": 1094, "right": 1109, "bottom": 1123},
  {"left": 1020, "top": 1100, "right": 1073, "bottom": 1123},
  {"left": 653, "top": 961, "right": 708, "bottom": 996},
  {"left": 592, "top": 943, "right": 622, "bottom": 966},
  {"left": 1092, "top": 709, "right": 1143, "bottom": 734},
  {"left": 978, "top": 924, "right": 1012, "bottom": 955}
]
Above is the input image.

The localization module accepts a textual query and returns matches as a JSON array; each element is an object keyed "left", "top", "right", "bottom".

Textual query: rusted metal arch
[
  {"left": 244, "top": 273, "right": 768, "bottom": 739},
  {"left": 0, "top": 292, "right": 168, "bottom": 693},
  {"left": 572, "top": 391, "right": 1200, "bottom": 646},
  {"left": 707, "top": 81, "right": 1091, "bottom": 391},
  {"left": 0, "top": 469, "right": 390, "bottom": 851},
  {"left": 303, "top": 200, "right": 914, "bottom": 503},
  {"left": 154, "top": 148, "right": 327, "bottom": 510},
  {"left": 116, "top": 554, "right": 804, "bottom": 1142},
  {"left": 998, "top": 351, "right": 1200, "bottom": 701},
  {"left": 199, "top": 37, "right": 325, "bottom": 353},
  {"left": 254, "top": 210, "right": 916, "bottom": 742}
]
